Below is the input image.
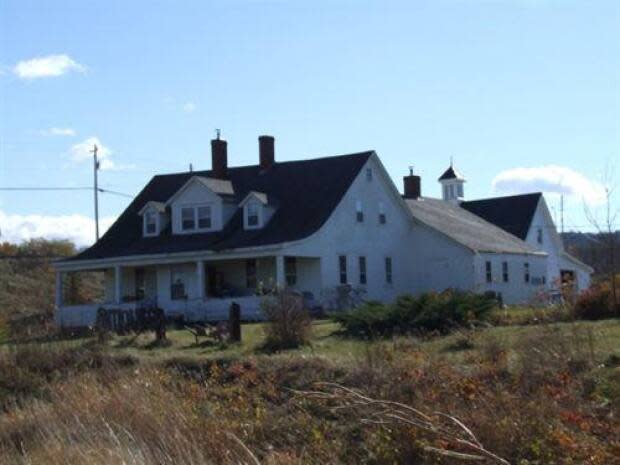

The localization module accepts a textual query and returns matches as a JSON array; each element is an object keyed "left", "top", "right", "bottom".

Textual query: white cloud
[
  {"left": 0, "top": 209, "right": 115, "bottom": 248},
  {"left": 182, "top": 102, "right": 196, "bottom": 113},
  {"left": 41, "top": 127, "right": 76, "bottom": 137},
  {"left": 68, "top": 137, "right": 133, "bottom": 171},
  {"left": 492, "top": 165, "right": 607, "bottom": 206},
  {"left": 13, "top": 54, "right": 86, "bottom": 79}
]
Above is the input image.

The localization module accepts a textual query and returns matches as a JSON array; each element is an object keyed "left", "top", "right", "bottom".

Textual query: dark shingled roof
[
  {"left": 68, "top": 151, "right": 373, "bottom": 262},
  {"left": 406, "top": 197, "right": 543, "bottom": 255},
  {"left": 438, "top": 165, "right": 464, "bottom": 181},
  {"left": 460, "top": 193, "right": 542, "bottom": 240}
]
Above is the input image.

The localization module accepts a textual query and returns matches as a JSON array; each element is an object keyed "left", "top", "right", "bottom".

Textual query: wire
[
  {"left": 0, "top": 187, "right": 92, "bottom": 191},
  {"left": 97, "top": 188, "right": 134, "bottom": 198}
]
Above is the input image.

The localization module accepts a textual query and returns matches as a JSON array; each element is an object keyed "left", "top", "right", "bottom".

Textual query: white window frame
[
  {"left": 143, "top": 210, "right": 159, "bottom": 237},
  {"left": 355, "top": 200, "right": 364, "bottom": 223},
  {"left": 366, "top": 168, "right": 373, "bottom": 181},
  {"left": 197, "top": 205, "right": 212, "bottom": 230},
  {"left": 245, "top": 201, "right": 262, "bottom": 229},
  {"left": 378, "top": 202, "right": 386, "bottom": 224},
  {"left": 537, "top": 227, "right": 543, "bottom": 244},
  {"left": 180, "top": 203, "right": 215, "bottom": 233}
]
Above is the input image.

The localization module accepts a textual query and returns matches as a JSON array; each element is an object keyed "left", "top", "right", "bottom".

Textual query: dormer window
[
  {"left": 139, "top": 201, "right": 166, "bottom": 237},
  {"left": 181, "top": 207, "right": 196, "bottom": 231},
  {"left": 240, "top": 191, "right": 276, "bottom": 230},
  {"left": 197, "top": 206, "right": 212, "bottom": 229},
  {"left": 247, "top": 203, "right": 259, "bottom": 227},
  {"left": 144, "top": 211, "right": 157, "bottom": 236}
]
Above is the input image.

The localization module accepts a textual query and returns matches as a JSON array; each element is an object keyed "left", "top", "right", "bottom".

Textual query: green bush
[
  {"left": 333, "top": 290, "right": 497, "bottom": 338},
  {"left": 261, "top": 291, "right": 312, "bottom": 350}
]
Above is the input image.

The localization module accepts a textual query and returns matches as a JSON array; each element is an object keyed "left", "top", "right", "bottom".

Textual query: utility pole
[{"left": 91, "top": 144, "right": 100, "bottom": 241}]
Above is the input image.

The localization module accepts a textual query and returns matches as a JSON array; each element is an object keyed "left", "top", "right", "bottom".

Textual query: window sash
[
  {"left": 247, "top": 204, "right": 259, "bottom": 227},
  {"left": 197, "top": 206, "right": 212, "bottom": 229},
  {"left": 181, "top": 207, "right": 195, "bottom": 230},
  {"left": 145, "top": 212, "right": 157, "bottom": 234},
  {"left": 485, "top": 261, "right": 493, "bottom": 283},
  {"left": 385, "top": 257, "right": 392, "bottom": 284},
  {"left": 524, "top": 263, "right": 530, "bottom": 283},
  {"left": 285, "top": 257, "right": 297, "bottom": 286},
  {"left": 502, "top": 262, "right": 509, "bottom": 282},
  {"left": 359, "top": 256, "right": 367, "bottom": 285},
  {"left": 339, "top": 255, "right": 347, "bottom": 284}
]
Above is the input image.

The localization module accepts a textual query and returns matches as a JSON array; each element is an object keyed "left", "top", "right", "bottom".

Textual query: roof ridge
[{"left": 463, "top": 192, "right": 542, "bottom": 204}]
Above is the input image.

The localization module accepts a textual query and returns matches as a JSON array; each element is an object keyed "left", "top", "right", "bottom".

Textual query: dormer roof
[
  {"left": 239, "top": 191, "right": 277, "bottom": 207},
  {"left": 138, "top": 201, "right": 166, "bottom": 215},
  {"left": 164, "top": 175, "right": 235, "bottom": 206}
]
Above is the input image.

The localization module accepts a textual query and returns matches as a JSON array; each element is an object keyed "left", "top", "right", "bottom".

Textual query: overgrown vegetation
[
  {"left": 0, "top": 320, "right": 617, "bottom": 464},
  {"left": 333, "top": 291, "right": 497, "bottom": 338},
  {"left": 574, "top": 279, "right": 619, "bottom": 320},
  {"left": 260, "top": 291, "right": 312, "bottom": 350}
]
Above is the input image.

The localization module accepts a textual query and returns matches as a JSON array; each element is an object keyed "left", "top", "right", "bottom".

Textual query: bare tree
[{"left": 584, "top": 163, "right": 619, "bottom": 313}]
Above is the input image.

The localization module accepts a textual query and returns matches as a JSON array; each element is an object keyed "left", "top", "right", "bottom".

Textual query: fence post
[{"left": 229, "top": 302, "right": 241, "bottom": 342}]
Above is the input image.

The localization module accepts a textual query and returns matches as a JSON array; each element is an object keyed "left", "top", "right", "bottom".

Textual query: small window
[
  {"left": 485, "top": 261, "right": 493, "bottom": 283},
  {"left": 358, "top": 256, "right": 367, "bottom": 285},
  {"left": 524, "top": 263, "right": 530, "bottom": 283},
  {"left": 448, "top": 184, "right": 454, "bottom": 199},
  {"left": 537, "top": 228, "right": 543, "bottom": 244},
  {"left": 502, "top": 261, "right": 509, "bottom": 283},
  {"left": 285, "top": 257, "right": 297, "bottom": 286},
  {"left": 247, "top": 203, "right": 260, "bottom": 227},
  {"left": 144, "top": 211, "right": 157, "bottom": 235},
  {"left": 171, "top": 267, "right": 186, "bottom": 300},
  {"left": 197, "top": 205, "right": 212, "bottom": 229},
  {"left": 457, "top": 183, "right": 463, "bottom": 198},
  {"left": 181, "top": 207, "right": 195, "bottom": 230},
  {"left": 246, "top": 259, "right": 257, "bottom": 289},
  {"left": 385, "top": 257, "right": 393, "bottom": 284},
  {"left": 339, "top": 255, "right": 347, "bottom": 285},
  {"left": 366, "top": 168, "right": 373, "bottom": 181},
  {"left": 356, "top": 200, "right": 364, "bottom": 222},
  {"left": 443, "top": 185, "right": 448, "bottom": 199},
  {"left": 542, "top": 276, "right": 546, "bottom": 285},
  {"left": 378, "top": 202, "right": 386, "bottom": 224}
]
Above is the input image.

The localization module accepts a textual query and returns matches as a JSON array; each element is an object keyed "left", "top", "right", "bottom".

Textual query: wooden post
[{"left": 229, "top": 302, "right": 241, "bottom": 342}]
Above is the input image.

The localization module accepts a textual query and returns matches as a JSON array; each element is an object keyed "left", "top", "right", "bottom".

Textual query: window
[
  {"left": 181, "top": 207, "right": 195, "bottom": 231},
  {"left": 457, "top": 183, "right": 464, "bottom": 198},
  {"left": 542, "top": 276, "right": 546, "bottom": 285},
  {"left": 358, "top": 256, "right": 367, "bottom": 285},
  {"left": 524, "top": 263, "right": 530, "bottom": 283},
  {"left": 502, "top": 261, "right": 509, "bottom": 282},
  {"left": 197, "top": 205, "right": 212, "bottom": 229},
  {"left": 356, "top": 200, "right": 364, "bottom": 222},
  {"left": 485, "top": 261, "right": 492, "bottom": 283},
  {"left": 135, "top": 268, "right": 145, "bottom": 300},
  {"left": 247, "top": 203, "right": 260, "bottom": 227},
  {"left": 448, "top": 184, "right": 454, "bottom": 199},
  {"left": 385, "top": 257, "right": 393, "bottom": 284},
  {"left": 144, "top": 211, "right": 157, "bottom": 235},
  {"left": 366, "top": 168, "right": 373, "bottom": 181},
  {"left": 378, "top": 202, "right": 386, "bottom": 224},
  {"left": 339, "top": 255, "right": 348, "bottom": 284},
  {"left": 285, "top": 257, "right": 297, "bottom": 286},
  {"left": 246, "top": 259, "right": 257, "bottom": 289},
  {"left": 443, "top": 185, "right": 448, "bottom": 199},
  {"left": 170, "top": 266, "right": 186, "bottom": 300},
  {"left": 537, "top": 228, "right": 543, "bottom": 244}
]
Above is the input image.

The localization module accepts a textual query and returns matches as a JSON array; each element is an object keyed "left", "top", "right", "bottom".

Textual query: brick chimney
[
  {"left": 211, "top": 136, "right": 228, "bottom": 178},
  {"left": 403, "top": 168, "right": 421, "bottom": 199},
  {"left": 258, "top": 135, "right": 275, "bottom": 171}
]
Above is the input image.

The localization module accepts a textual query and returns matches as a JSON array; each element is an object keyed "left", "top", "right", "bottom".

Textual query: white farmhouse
[{"left": 53, "top": 136, "right": 591, "bottom": 327}]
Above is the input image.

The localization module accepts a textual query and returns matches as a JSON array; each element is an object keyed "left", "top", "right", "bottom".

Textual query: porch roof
[{"left": 65, "top": 151, "right": 373, "bottom": 263}]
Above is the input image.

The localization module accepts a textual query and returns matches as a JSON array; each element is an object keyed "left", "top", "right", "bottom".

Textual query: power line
[{"left": 0, "top": 186, "right": 133, "bottom": 198}]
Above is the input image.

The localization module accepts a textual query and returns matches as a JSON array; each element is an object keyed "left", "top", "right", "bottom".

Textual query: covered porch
[{"left": 54, "top": 254, "right": 322, "bottom": 328}]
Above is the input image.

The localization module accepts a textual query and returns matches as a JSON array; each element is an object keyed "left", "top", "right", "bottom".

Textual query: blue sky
[{"left": 1, "top": 0, "right": 618, "bottom": 245}]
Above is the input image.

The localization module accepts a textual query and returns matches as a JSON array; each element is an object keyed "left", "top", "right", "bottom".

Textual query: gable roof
[
  {"left": 460, "top": 193, "right": 542, "bottom": 240},
  {"left": 67, "top": 151, "right": 373, "bottom": 262},
  {"left": 406, "top": 197, "right": 544, "bottom": 255},
  {"left": 138, "top": 201, "right": 166, "bottom": 215},
  {"left": 438, "top": 165, "right": 465, "bottom": 181},
  {"left": 239, "top": 191, "right": 274, "bottom": 207},
  {"left": 165, "top": 176, "right": 235, "bottom": 206}
]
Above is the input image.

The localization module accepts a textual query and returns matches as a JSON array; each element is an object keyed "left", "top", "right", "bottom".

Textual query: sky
[{"left": 1, "top": 0, "right": 618, "bottom": 247}]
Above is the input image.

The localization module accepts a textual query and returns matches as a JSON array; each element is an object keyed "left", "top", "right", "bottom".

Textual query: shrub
[
  {"left": 573, "top": 283, "right": 616, "bottom": 320},
  {"left": 334, "top": 290, "right": 497, "bottom": 338},
  {"left": 261, "top": 291, "right": 312, "bottom": 350}
]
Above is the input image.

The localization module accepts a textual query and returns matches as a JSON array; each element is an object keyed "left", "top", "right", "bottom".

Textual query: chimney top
[
  {"left": 403, "top": 171, "right": 421, "bottom": 199},
  {"left": 258, "top": 135, "right": 275, "bottom": 171},
  {"left": 211, "top": 137, "right": 228, "bottom": 178}
]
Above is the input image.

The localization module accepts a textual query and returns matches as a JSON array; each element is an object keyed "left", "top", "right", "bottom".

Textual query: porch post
[
  {"left": 196, "top": 260, "right": 205, "bottom": 300},
  {"left": 55, "top": 271, "right": 63, "bottom": 308},
  {"left": 114, "top": 265, "right": 122, "bottom": 304},
  {"left": 275, "top": 255, "right": 286, "bottom": 289}
]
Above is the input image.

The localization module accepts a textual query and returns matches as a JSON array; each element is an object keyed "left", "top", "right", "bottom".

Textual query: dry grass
[{"left": 0, "top": 320, "right": 618, "bottom": 464}]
